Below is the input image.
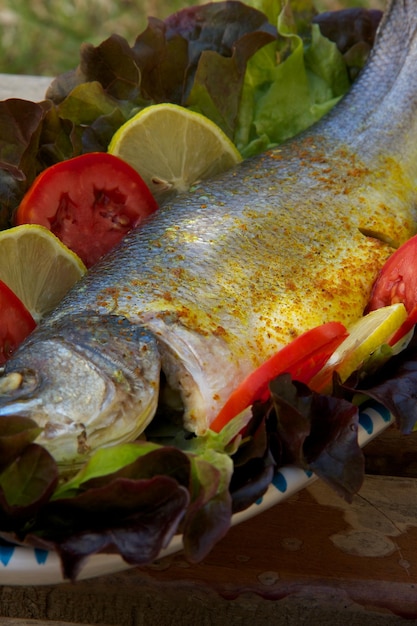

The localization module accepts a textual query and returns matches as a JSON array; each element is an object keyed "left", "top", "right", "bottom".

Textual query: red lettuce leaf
[
  {"left": 0, "top": 99, "right": 49, "bottom": 225},
  {"left": 0, "top": 415, "right": 41, "bottom": 473},
  {"left": 179, "top": 455, "right": 231, "bottom": 562},
  {"left": 131, "top": 18, "right": 191, "bottom": 104},
  {"left": 45, "top": 1, "right": 276, "bottom": 147},
  {"left": 45, "top": 476, "right": 189, "bottom": 580},
  {"left": 306, "top": 395, "right": 364, "bottom": 500},
  {"left": 312, "top": 8, "right": 382, "bottom": 54},
  {"left": 353, "top": 338, "right": 417, "bottom": 434},
  {"left": 230, "top": 453, "right": 275, "bottom": 513},
  {"left": 79, "top": 34, "right": 143, "bottom": 102},
  {"left": 267, "top": 374, "right": 364, "bottom": 500},
  {"left": 47, "top": 1, "right": 276, "bottom": 109},
  {"left": 229, "top": 407, "right": 275, "bottom": 513},
  {"left": 313, "top": 8, "right": 382, "bottom": 79},
  {"left": 164, "top": 1, "right": 276, "bottom": 112},
  {"left": 181, "top": 489, "right": 232, "bottom": 563},
  {"left": 0, "top": 443, "right": 58, "bottom": 526}
]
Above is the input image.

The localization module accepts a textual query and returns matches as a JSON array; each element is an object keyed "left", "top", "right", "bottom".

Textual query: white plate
[{"left": 0, "top": 401, "right": 393, "bottom": 585}]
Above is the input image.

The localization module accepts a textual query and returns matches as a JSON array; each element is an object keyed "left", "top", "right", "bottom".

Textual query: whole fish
[{"left": 0, "top": 0, "right": 417, "bottom": 465}]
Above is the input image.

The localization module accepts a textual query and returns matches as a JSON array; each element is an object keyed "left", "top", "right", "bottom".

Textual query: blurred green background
[{"left": 0, "top": 0, "right": 384, "bottom": 77}]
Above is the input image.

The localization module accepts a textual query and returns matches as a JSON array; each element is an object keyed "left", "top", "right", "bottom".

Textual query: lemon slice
[
  {"left": 0, "top": 224, "right": 86, "bottom": 323},
  {"left": 108, "top": 103, "right": 242, "bottom": 202},
  {"left": 310, "top": 303, "right": 407, "bottom": 393}
]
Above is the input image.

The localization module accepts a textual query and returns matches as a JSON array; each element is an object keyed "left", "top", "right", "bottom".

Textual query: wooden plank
[
  {"left": 0, "top": 74, "right": 51, "bottom": 102},
  {"left": 365, "top": 426, "right": 417, "bottom": 477},
  {"left": 0, "top": 621, "right": 88, "bottom": 626}
]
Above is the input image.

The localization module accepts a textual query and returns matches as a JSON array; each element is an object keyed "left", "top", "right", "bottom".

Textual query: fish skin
[{"left": 1, "top": 0, "right": 417, "bottom": 463}]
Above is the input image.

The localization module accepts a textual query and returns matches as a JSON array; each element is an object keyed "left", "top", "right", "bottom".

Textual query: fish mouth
[{"left": 0, "top": 314, "right": 161, "bottom": 466}]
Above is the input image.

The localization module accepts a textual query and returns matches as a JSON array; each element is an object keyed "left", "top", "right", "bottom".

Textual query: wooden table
[
  {"left": 0, "top": 74, "right": 51, "bottom": 102},
  {"left": 0, "top": 74, "right": 416, "bottom": 625}
]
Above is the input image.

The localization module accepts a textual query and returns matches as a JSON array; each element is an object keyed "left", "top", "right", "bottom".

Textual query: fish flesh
[{"left": 0, "top": 0, "right": 417, "bottom": 465}]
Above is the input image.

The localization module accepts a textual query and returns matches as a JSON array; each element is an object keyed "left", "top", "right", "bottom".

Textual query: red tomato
[
  {"left": 366, "top": 234, "right": 417, "bottom": 343},
  {"left": 15, "top": 153, "right": 158, "bottom": 268},
  {"left": 209, "top": 321, "right": 348, "bottom": 433},
  {"left": 0, "top": 280, "right": 36, "bottom": 364},
  {"left": 387, "top": 303, "right": 417, "bottom": 347}
]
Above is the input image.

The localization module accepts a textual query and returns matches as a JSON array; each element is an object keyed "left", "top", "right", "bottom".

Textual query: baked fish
[{"left": 0, "top": 0, "right": 416, "bottom": 465}]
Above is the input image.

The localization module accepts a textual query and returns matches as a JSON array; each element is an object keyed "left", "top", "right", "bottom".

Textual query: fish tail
[{"left": 320, "top": 0, "right": 417, "bottom": 172}]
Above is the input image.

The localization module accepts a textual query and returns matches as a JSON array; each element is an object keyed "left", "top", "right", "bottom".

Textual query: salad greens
[
  {"left": 0, "top": 0, "right": 403, "bottom": 581},
  {"left": 0, "top": 0, "right": 381, "bottom": 225}
]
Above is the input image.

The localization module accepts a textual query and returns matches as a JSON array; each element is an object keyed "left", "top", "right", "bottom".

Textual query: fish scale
[{"left": 0, "top": 0, "right": 417, "bottom": 464}]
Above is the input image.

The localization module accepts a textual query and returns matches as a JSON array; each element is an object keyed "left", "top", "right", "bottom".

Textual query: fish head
[{"left": 0, "top": 314, "right": 161, "bottom": 466}]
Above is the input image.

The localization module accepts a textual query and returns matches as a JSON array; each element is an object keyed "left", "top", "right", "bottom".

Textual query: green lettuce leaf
[
  {"left": 235, "top": 1, "right": 350, "bottom": 157},
  {"left": 52, "top": 442, "right": 161, "bottom": 499}
]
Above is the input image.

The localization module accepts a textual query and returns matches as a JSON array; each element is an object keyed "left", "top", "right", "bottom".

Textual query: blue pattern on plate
[
  {"left": 359, "top": 400, "right": 392, "bottom": 434},
  {"left": 372, "top": 402, "right": 392, "bottom": 423},
  {"left": 272, "top": 471, "right": 287, "bottom": 493},
  {"left": 0, "top": 545, "right": 15, "bottom": 567},
  {"left": 359, "top": 411, "right": 374, "bottom": 435},
  {"left": 34, "top": 548, "right": 48, "bottom": 565}
]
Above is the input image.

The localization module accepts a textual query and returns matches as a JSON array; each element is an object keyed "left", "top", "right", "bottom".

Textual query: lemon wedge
[
  {"left": 108, "top": 103, "right": 242, "bottom": 202},
  {"left": 0, "top": 224, "right": 86, "bottom": 323},
  {"left": 310, "top": 303, "right": 408, "bottom": 393}
]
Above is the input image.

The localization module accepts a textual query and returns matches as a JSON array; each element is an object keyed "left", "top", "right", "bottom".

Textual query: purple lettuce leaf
[
  {"left": 0, "top": 443, "right": 58, "bottom": 527},
  {"left": 312, "top": 8, "right": 382, "bottom": 54},
  {"left": 312, "top": 8, "right": 383, "bottom": 79},
  {"left": 352, "top": 337, "right": 417, "bottom": 435},
  {"left": 306, "top": 395, "right": 364, "bottom": 500},
  {"left": 47, "top": 1, "right": 276, "bottom": 109},
  {"left": 45, "top": 476, "right": 189, "bottom": 580},
  {"left": 44, "top": 2, "right": 276, "bottom": 149},
  {"left": 164, "top": 1, "right": 276, "bottom": 134},
  {"left": 0, "top": 415, "right": 42, "bottom": 473},
  {"left": 267, "top": 374, "right": 364, "bottom": 500},
  {"left": 181, "top": 488, "right": 232, "bottom": 563},
  {"left": 0, "top": 99, "right": 50, "bottom": 225},
  {"left": 179, "top": 454, "right": 232, "bottom": 562},
  {"left": 229, "top": 407, "right": 275, "bottom": 513}
]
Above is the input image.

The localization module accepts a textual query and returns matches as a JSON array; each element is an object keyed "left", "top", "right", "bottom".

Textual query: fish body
[{"left": 1, "top": 0, "right": 417, "bottom": 464}]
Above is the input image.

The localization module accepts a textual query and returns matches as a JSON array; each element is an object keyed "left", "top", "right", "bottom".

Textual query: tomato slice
[
  {"left": 366, "top": 234, "right": 417, "bottom": 342},
  {"left": 388, "top": 303, "right": 417, "bottom": 347},
  {"left": 209, "top": 321, "right": 348, "bottom": 433},
  {"left": 15, "top": 153, "right": 158, "bottom": 268},
  {"left": 0, "top": 280, "right": 36, "bottom": 365}
]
